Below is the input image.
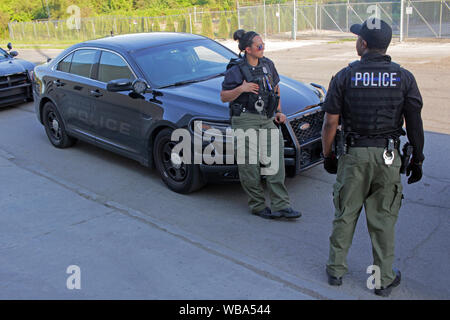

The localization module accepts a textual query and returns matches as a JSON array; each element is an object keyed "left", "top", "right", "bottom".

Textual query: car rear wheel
[
  {"left": 153, "top": 128, "right": 205, "bottom": 194},
  {"left": 43, "top": 101, "right": 77, "bottom": 148}
]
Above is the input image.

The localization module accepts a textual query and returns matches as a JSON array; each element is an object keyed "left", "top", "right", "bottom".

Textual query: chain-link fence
[{"left": 7, "top": 0, "right": 450, "bottom": 42}]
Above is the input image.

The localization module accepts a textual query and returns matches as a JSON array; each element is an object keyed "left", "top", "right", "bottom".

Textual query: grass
[
  {"left": 327, "top": 38, "right": 355, "bottom": 44},
  {"left": 0, "top": 40, "right": 81, "bottom": 49}
]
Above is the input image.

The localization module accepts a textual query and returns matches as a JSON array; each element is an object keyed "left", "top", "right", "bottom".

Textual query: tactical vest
[
  {"left": 227, "top": 57, "right": 275, "bottom": 114},
  {"left": 343, "top": 60, "right": 405, "bottom": 138}
]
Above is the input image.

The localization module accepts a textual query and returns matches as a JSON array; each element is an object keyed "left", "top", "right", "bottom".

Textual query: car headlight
[
  {"left": 192, "top": 120, "right": 233, "bottom": 140},
  {"left": 310, "top": 83, "right": 326, "bottom": 103},
  {"left": 28, "top": 70, "right": 35, "bottom": 82}
]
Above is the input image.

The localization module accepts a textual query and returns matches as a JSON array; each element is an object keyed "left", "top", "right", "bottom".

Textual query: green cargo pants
[
  {"left": 326, "top": 147, "right": 403, "bottom": 287},
  {"left": 231, "top": 112, "right": 291, "bottom": 213}
]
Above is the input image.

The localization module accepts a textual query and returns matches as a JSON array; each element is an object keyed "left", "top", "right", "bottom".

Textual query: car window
[
  {"left": 98, "top": 51, "right": 135, "bottom": 83},
  {"left": 56, "top": 53, "right": 73, "bottom": 73},
  {"left": 70, "top": 49, "right": 97, "bottom": 78},
  {"left": 193, "top": 46, "right": 229, "bottom": 64},
  {"left": 132, "top": 39, "right": 236, "bottom": 88}
]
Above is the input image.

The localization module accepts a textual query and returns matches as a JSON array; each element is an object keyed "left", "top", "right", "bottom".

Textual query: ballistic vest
[
  {"left": 227, "top": 57, "right": 275, "bottom": 113},
  {"left": 343, "top": 59, "right": 405, "bottom": 138}
]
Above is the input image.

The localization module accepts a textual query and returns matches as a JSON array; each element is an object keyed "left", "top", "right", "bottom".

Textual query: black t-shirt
[
  {"left": 221, "top": 56, "right": 280, "bottom": 91},
  {"left": 323, "top": 53, "right": 425, "bottom": 162}
]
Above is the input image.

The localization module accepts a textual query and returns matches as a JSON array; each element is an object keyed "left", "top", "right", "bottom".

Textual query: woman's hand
[
  {"left": 274, "top": 112, "right": 286, "bottom": 124},
  {"left": 240, "top": 80, "right": 259, "bottom": 94}
]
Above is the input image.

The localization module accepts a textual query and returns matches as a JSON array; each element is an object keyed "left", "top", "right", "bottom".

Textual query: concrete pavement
[{"left": 0, "top": 103, "right": 448, "bottom": 300}]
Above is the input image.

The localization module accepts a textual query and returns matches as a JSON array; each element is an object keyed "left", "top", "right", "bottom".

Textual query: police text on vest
[{"left": 353, "top": 72, "right": 399, "bottom": 87}]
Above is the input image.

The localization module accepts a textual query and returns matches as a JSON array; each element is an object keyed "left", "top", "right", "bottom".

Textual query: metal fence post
[
  {"left": 264, "top": 0, "right": 267, "bottom": 39},
  {"left": 346, "top": 0, "right": 349, "bottom": 32},
  {"left": 293, "top": 0, "right": 297, "bottom": 40},
  {"left": 315, "top": 2, "right": 318, "bottom": 32},
  {"left": 400, "top": 0, "right": 404, "bottom": 42},
  {"left": 278, "top": 3, "right": 281, "bottom": 33},
  {"left": 8, "top": 22, "right": 13, "bottom": 40},
  {"left": 237, "top": 1, "right": 241, "bottom": 29},
  {"left": 439, "top": 0, "right": 443, "bottom": 38}
]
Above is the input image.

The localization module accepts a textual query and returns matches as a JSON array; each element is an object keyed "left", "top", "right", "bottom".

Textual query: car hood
[
  {"left": 0, "top": 58, "right": 35, "bottom": 75},
  {"left": 157, "top": 75, "right": 322, "bottom": 121}
]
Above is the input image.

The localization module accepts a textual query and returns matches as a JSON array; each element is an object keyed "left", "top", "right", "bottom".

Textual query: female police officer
[{"left": 220, "top": 29, "right": 300, "bottom": 220}]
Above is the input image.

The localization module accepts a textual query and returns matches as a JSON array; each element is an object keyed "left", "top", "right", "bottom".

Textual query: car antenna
[{"left": 110, "top": 30, "right": 114, "bottom": 37}]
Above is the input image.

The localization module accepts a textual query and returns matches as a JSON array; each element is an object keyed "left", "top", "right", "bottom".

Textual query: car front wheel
[
  {"left": 43, "top": 101, "right": 77, "bottom": 148},
  {"left": 153, "top": 128, "right": 205, "bottom": 194}
]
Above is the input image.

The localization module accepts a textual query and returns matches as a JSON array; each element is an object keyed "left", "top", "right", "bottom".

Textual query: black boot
[
  {"left": 326, "top": 269, "right": 342, "bottom": 286},
  {"left": 252, "top": 207, "right": 282, "bottom": 219},
  {"left": 272, "top": 207, "right": 302, "bottom": 219},
  {"left": 374, "top": 269, "right": 401, "bottom": 297}
]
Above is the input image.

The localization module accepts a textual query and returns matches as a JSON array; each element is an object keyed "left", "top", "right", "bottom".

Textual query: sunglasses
[{"left": 255, "top": 43, "right": 265, "bottom": 51}]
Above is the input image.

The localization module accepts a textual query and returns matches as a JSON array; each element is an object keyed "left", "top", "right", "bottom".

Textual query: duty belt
[{"left": 347, "top": 137, "right": 400, "bottom": 149}]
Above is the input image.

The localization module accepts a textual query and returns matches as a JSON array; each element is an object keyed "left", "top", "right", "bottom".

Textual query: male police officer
[{"left": 321, "top": 18, "right": 424, "bottom": 297}]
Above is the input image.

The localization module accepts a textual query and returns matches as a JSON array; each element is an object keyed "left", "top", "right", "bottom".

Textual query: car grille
[
  {"left": 289, "top": 110, "right": 324, "bottom": 145},
  {"left": 0, "top": 72, "right": 28, "bottom": 89}
]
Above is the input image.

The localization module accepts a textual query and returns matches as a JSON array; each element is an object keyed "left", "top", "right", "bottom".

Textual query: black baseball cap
[{"left": 350, "top": 18, "right": 392, "bottom": 49}]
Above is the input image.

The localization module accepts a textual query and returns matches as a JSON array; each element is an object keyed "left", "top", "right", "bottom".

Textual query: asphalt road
[
  {"left": 0, "top": 100, "right": 448, "bottom": 300},
  {"left": 1, "top": 40, "right": 450, "bottom": 299}
]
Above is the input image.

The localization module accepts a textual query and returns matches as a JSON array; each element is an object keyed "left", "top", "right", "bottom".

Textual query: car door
[
  {"left": 53, "top": 48, "right": 100, "bottom": 139},
  {"left": 89, "top": 49, "right": 145, "bottom": 157}
]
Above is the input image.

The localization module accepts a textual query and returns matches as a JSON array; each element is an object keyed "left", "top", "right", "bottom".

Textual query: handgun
[{"left": 400, "top": 142, "right": 414, "bottom": 174}]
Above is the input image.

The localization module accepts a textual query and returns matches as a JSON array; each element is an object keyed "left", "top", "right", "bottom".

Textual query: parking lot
[{"left": 1, "top": 38, "right": 449, "bottom": 299}]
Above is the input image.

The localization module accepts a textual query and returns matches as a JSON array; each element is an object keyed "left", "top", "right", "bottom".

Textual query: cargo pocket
[
  {"left": 332, "top": 183, "right": 344, "bottom": 216},
  {"left": 389, "top": 183, "right": 403, "bottom": 216}
]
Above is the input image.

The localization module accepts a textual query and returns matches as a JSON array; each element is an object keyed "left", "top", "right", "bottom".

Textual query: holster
[
  {"left": 400, "top": 142, "right": 413, "bottom": 174},
  {"left": 230, "top": 103, "right": 243, "bottom": 118}
]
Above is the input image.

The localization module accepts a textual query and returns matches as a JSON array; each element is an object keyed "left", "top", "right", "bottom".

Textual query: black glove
[
  {"left": 323, "top": 153, "right": 338, "bottom": 174},
  {"left": 406, "top": 160, "right": 423, "bottom": 184}
]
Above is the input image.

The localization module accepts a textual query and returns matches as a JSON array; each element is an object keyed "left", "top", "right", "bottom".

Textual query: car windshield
[
  {"left": 132, "top": 39, "right": 237, "bottom": 88},
  {"left": 0, "top": 48, "right": 9, "bottom": 61}
]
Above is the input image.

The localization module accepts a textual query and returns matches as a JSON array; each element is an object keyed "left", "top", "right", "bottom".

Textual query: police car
[
  {"left": 0, "top": 43, "right": 35, "bottom": 107},
  {"left": 33, "top": 33, "right": 326, "bottom": 193}
]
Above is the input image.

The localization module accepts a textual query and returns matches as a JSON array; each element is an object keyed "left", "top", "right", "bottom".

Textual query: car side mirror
[
  {"left": 9, "top": 51, "right": 18, "bottom": 57},
  {"left": 106, "top": 78, "right": 133, "bottom": 92},
  {"left": 7, "top": 42, "right": 12, "bottom": 50}
]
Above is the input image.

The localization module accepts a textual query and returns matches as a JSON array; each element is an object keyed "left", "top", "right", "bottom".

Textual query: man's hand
[
  {"left": 406, "top": 160, "right": 423, "bottom": 184},
  {"left": 323, "top": 152, "right": 338, "bottom": 174},
  {"left": 274, "top": 112, "right": 286, "bottom": 124},
  {"left": 240, "top": 80, "right": 259, "bottom": 94}
]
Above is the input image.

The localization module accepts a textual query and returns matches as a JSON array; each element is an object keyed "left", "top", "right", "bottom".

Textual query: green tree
[
  {"left": 153, "top": 18, "right": 161, "bottom": 32},
  {"left": 188, "top": 14, "right": 196, "bottom": 34},
  {"left": 230, "top": 12, "right": 238, "bottom": 37},
  {"left": 165, "top": 15, "right": 175, "bottom": 32},
  {"left": 201, "top": 12, "right": 213, "bottom": 38},
  {"left": 217, "top": 13, "right": 228, "bottom": 39},
  {"left": 177, "top": 15, "right": 187, "bottom": 33}
]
